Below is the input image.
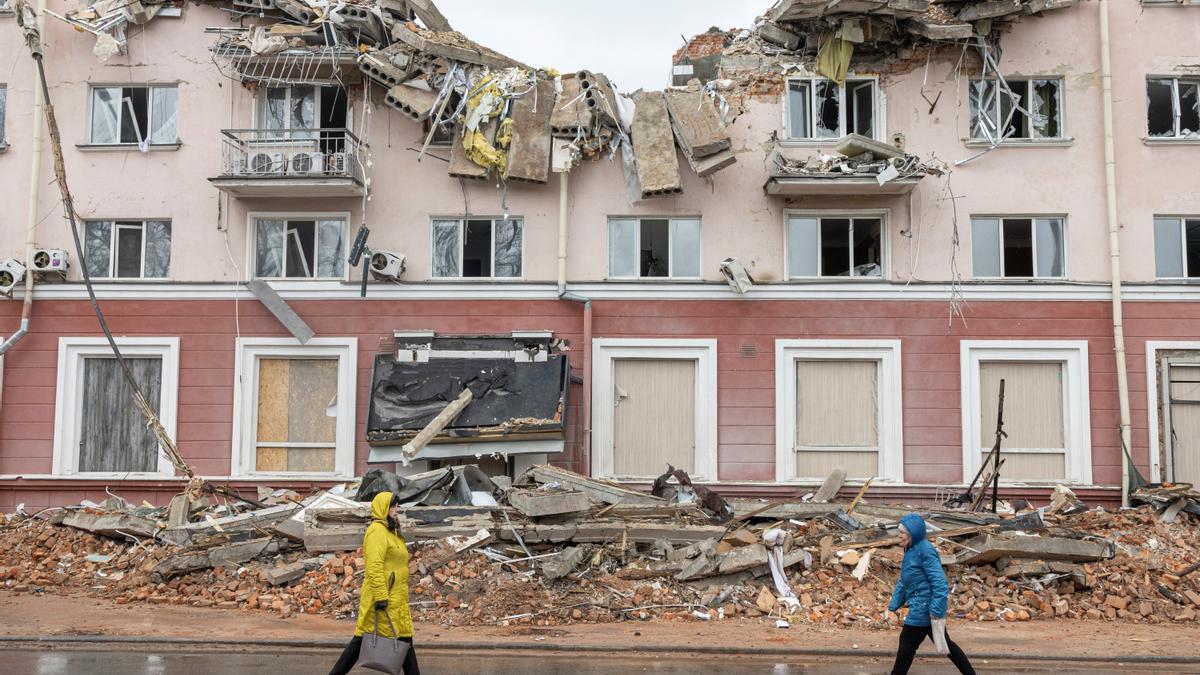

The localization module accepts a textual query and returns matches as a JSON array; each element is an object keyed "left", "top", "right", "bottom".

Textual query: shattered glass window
[
  {"left": 462, "top": 220, "right": 493, "bottom": 277},
  {"left": 83, "top": 220, "right": 172, "bottom": 278},
  {"left": 972, "top": 79, "right": 1063, "bottom": 141},
  {"left": 284, "top": 221, "right": 317, "bottom": 278},
  {"left": 431, "top": 219, "right": 462, "bottom": 277},
  {"left": 255, "top": 219, "right": 285, "bottom": 278},
  {"left": 1034, "top": 218, "right": 1065, "bottom": 277},
  {"left": 144, "top": 221, "right": 172, "bottom": 278},
  {"left": 254, "top": 218, "right": 344, "bottom": 279},
  {"left": 115, "top": 224, "right": 144, "bottom": 278},
  {"left": 0, "top": 85, "right": 6, "bottom": 147},
  {"left": 815, "top": 80, "right": 840, "bottom": 139},
  {"left": 1031, "top": 80, "right": 1061, "bottom": 138},
  {"left": 84, "top": 221, "right": 113, "bottom": 278},
  {"left": 851, "top": 218, "right": 882, "bottom": 277},
  {"left": 1181, "top": 81, "right": 1200, "bottom": 138},
  {"left": 847, "top": 81, "right": 875, "bottom": 138},
  {"left": 790, "top": 217, "right": 882, "bottom": 278},
  {"left": 969, "top": 80, "right": 998, "bottom": 141},
  {"left": 820, "top": 219, "right": 851, "bottom": 276},
  {"left": 88, "top": 85, "right": 176, "bottom": 145},
  {"left": 1000, "top": 84, "right": 1029, "bottom": 139},
  {"left": 1147, "top": 79, "right": 1176, "bottom": 137},
  {"left": 317, "top": 220, "right": 345, "bottom": 278},
  {"left": 493, "top": 218, "right": 523, "bottom": 278}
]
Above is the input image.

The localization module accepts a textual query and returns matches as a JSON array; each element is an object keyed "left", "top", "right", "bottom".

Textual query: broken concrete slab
[
  {"left": 630, "top": 90, "right": 683, "bottom": 198},
  {"left": 62, "top": 510, "right": 159, "bottom": 541},
  {"left": 385, "top": 83, "right": 437, "bottom": 121},
  {"left": 905, "top": 16, "right": 974, "bottom": 40},
  {"left": 541, "top": 545, "right": 586, "bottom": 580},
  {"left": 167, "top": 494, "right": 190, "bottom": 528},
  {"left": 957, "top": 0, "right": 1025, "bottom": 22},
  {"left": 687, "top": 148, "right": 736, "bottom": 178},
  {"left": 406, "top": 0, "right": 453, "bottom": 32},
  {"left": 392, "top": 23, "right": 526, "bottom": 71},
  {"left": 577, "top": 71, "right": 619, "bottom": 129},
  {"left": 525, "top": 465, "right": 664, "bottom": 506},
  {"left": 360, "top": 52, "right": 412, "bottom": 89},
  {"left": 813, "top": 469, "right": 846, "bottom": 503},
  {"left": 265, "top": 561, "right": 308, "bottom": 586},
  {"left": 756, "top": 20, "right": 803, "bottom": 50},
  {"left": 664, "top": 82, "right": 731, "bottom": 159},
  {"left": 247, "top": 279, "right": 315, "bottom": 344},
  {"left": 504, "top": 77, "right": 555, "bottom": 184},
  {"left": 550, "top": 74, "right": 592, "bottom": 134},
  {"left": 717, "top": 543, "right": 769, "bottom": 575},
  {"left": 208, "top": 537, "right": 276, "bottom": 568},
  {"left": 952, "top": 533, "right": 1115, "bottom": 566},
  {"left": 161, "top": 503, "right": 301, "bottom": 546},
  {"left": 508, "top": 489, "right": 590, "bottom": 518},
  {"left": 835, "top": 133, "right": 904, "bottom": 160},
  {"left": 448, "top": 119, "right": 492, "bottom": 180},
  {"left": 502, "top": 519, "right": 724, "bottom": 546}
]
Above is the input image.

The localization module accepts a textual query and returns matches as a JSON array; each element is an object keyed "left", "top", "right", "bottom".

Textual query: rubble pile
[
  {"left": 772, "top": 132, "right": 948, "bottom": 186},
  {"left": 3, "top": 467, "right": 1200, "bottom": 628}
]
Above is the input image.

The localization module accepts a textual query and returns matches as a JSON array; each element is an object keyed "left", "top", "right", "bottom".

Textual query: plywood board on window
[
  {"left": 255, "top": 446, "right": 288, "bottom": 472},
  {"left": 796, "top": 450, "right": 877, "bottom": 480},
  {"left": 796, "top": 360, "right": 878, "bottom": 448},
  {"left": 612, "top": 358, "right": 695, "bottom": 477},
  {"left": 981, "top": 451, "right": 1064, "bottom": 481},
  {"left": 980, "top": 361, "right": 1064, "bottom": 450},
  {"left": 287, "top": 447, "right": 336, "bottom": 473},
  {"left": 256, "top": 358, "right": 290, "bottom": 443},
  {"left": 1169, "top": 364, "right": 1200, "bottom": 483},
  {"left": 287, "top": 359, "right": 338, "bottom": 443}
]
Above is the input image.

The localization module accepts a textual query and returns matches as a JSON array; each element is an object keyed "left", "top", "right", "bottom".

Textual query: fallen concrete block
[
  {"left": 392, "top": 23, "right": 525, "bottom": 70},
  {"left": 905, "top": 16, "right": 974, "bottom": 40},
  {"left": 525, "top": 465, "right": 664, "bottom": 506},
  {"left": 835, "top": 133, "right": 904, "bottom": 160},
  {"left": 209, "top": 537, "right": 277, "bottom": 568},
  {"left": 161, "top": 503, "right": 301, "bottom": 546},
  {"left": 265, "top": 562, "right": 308, "bottom": 586},
  {"left": 62, "top": 510, "right": 159, "bottom": 541},
  {"left": 717, "top": 543, "right": 769, "bottom": 575},
  {"left": 664, "top": 82, "right": 731, "bottom": 159},
  {"left": 956, "top": 0, "right": 1026, "bottom": 22},
  {"left": 504, "top": 77, "right": 555, "bottom": 184},
  {"left": 448, "top": 119, "right": 493, "bottom": 180},
  {"left": 361, "top": 53, "right": 414, "bottom": 89},
  {"left": 952, "top": 533, "right": 1115, "bottom": 566},
  {"left": 687, "top": 148, "right": 736, "bottom": 178},
  {"left": 542, "top": 546, "right": 587, "bottom": 580},
  {"left": 509, "top": 489, "right": 590, "bottom": 518},
  {"left": 550, "top": 74, "right": 593, "bottom": 134},
  {"left": 630, "top": 91, "right": 682, "bottom": 198},
  {"left": 385, "top": 83, "right": 437, "bottom": 121}
]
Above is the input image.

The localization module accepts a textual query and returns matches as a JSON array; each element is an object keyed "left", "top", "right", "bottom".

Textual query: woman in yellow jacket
[{"left": 329, "top": 491, "right": 420, "bottom": 675}]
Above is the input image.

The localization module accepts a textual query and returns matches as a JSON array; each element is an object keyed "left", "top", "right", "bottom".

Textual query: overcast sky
[{"left": 434, "top": 1, "right": 764, "bottom": 92}]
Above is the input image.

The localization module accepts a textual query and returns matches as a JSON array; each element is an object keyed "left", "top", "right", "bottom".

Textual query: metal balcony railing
[{"left": 216, "top": 128, "right": 366, "bottom": 183}]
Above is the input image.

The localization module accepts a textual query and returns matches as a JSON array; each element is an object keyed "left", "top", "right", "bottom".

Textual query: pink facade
[{"left": 1, "top": 2, "right": 1200, "bottom": 508}]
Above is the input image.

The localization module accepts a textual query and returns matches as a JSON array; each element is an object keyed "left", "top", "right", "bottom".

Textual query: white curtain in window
[
  {"left": 255, "top": 219, "right": 286, "bottom": 277},
  {"left": 91, "top": 87, "right": 121, "bottom": 144},
  {"left": 143, "top": 221, "right": 172, "bottom": 278},
  {"left": 796, "top": 360, "right": 879, "bottom": 448},
  {"left": 431, "top": 220, "right": 461, "bottom": 277},
  {"left": 84, "top": 221, "right": 114, "bottom": 277},
  {"left": 150, "top": 87, "right": 178, "bottom": 144},
  {"left": 493, "top": 218, "right": 522, "bottom": 278},
  {"left": 316, "top": 220, "right": 345, "bottom": 278},
  {"left": 980, "top": 361, "right": 1065, "bottom": 450}
]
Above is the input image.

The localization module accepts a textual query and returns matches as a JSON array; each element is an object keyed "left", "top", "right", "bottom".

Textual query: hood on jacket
[
  {"left": 370, "top": 490, "right": 394, "bottom": 524},
  {"left": 899, "top": 513, "right": 927, "bottom": 550}
]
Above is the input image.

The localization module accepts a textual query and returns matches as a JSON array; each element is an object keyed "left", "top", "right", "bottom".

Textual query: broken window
[
  {"left": 971, "top": 217, "right": 1064, "bottom": 278},
  {"left": 0, "top": 85, "right": 6, "bottom": 147},
  {"left": 253, "top": 357, "right": 339, "bottom": 473},
  {"left": 1154, "top": 216, "right": 1200, "bottom": 278},
  {"left": 88, "top": 85, "right": 178, "bottom": 146},
  {"left": 607, "top": 217, "right": 701, "bottom": 279},
  {"left": 795, "top": 359, "right": 879, "bottom": 480},
  {"left": 1147, "top": 77, "right": 1200, "bottom": 139},
  {"left": 969, "top": 78, "right": 1063, "bottom": 142},
  {"left": 787, "top": 216, "right": 882, "bottom": 278},
  {"left": 430, "top": 217, "right": 523, "bottom": 278},
  {"left": 83, "top": 220, "right": 172, "bottom": 279},
  {"left": 253, "top": 217, "right": 346, "bottom": 279},
  {"left": 978, "top": 361, "right": 1067, "bottom": 481},
  {"left": 786, "top": 78, "right": 877, "bottom": 140}
]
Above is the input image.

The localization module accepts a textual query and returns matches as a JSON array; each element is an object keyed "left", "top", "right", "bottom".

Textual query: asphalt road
[{"left": 3, "top": 649, "right": 1185, "bottom": 674}]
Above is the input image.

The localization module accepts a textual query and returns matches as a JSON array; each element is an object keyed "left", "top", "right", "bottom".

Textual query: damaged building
[{"left": 0, "top": 0, "right": 1199, "bottom": 512}]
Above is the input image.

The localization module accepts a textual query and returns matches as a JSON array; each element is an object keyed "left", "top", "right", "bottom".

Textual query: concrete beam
[
  {"left": 550, "top": 75, "right": 593, "bottom": 134},
  {"left": 392, "top": 23, "right": 525, "bottom": 71},
  {"left": 630, "top": 91, "right": 683, "bottom": 198},
  {"left": 664, "top": 83, "right": 731, "bottom": 159},
  {"left": 905, "top": 16, "right": 975, "bottom": 40},
  {"left": 525, "top": 464, "right": 664, "bottom": 505},
  {"left": 384, "top": 83, "right": 437, "bottom": 121},
  {"left": 956, "top": 0, "right": 1025, "bottom": 22},
  {"left": 508, "top": 489, "right": 590, "bottom": 518},
  {"left": 247, "top": 279, "right": 315, "bottom": 344},
  {"left": 504, "top": 77, "right": 555, "bottom": 184},
  {"left": 952, "top": 533, "right": 1116, "bottom": 566}
]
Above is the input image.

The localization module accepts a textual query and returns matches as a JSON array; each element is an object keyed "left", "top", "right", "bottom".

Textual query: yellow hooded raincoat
[{"left": 354, "top": 491, "right": 413, "bottom": 638}]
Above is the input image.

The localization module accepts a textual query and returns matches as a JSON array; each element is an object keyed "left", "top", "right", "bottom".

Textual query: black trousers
[
  {"left": 890, "top": 623, "right": 975, "bottom": 675},
  {"left": 329, "top": 634, "right": 420, "bottom": 675}
]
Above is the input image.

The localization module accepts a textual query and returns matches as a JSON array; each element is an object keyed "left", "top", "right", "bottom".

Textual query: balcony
[{"left": 208, "top": 128, "right": 367, "bottom": 198}]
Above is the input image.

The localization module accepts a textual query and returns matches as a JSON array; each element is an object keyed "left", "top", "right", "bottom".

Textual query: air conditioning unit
[
  {"left": 249, "top": 152, "right": 284, "bottom": 174},
  {"left": 31, "top": 249, "right": 69, "bottom": 276},
  {"left": 369, "top": 251, "right": 406, "bottom": 280},
  {"left": 290, "top": 151, "right": 325, "bottom": 175},
  {"left": 326, "top": 151, "right": 353, "bottom": 175},
  {"left": 0, "top": 258, "right": 26, "bottom": 296}
]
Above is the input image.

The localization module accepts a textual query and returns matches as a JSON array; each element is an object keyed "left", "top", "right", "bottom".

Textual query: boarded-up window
[
  {"left": 612, "top": 359, "right": 695, "bottom": 478},
  {"left": 795, "top": 360, "right": 879, "bottom": 479},
  {"left": 78, "top": 357, "right": 162, "bottom": 472},
  {"left": 254, "top": 357, "right": 338, "bottom": 473},
  {"left": 979, "top": 361, "right": 1066, "bottom": 480},
  {"left": 1167, "top": 363, "right": 1200, "bottom": 484}
]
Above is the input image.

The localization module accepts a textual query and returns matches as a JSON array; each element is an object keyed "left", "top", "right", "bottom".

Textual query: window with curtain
[
  {"left": 253, "top": 217, "right": 346, "bottom": 279},
  {"left": 88, "top": 85, "right": 178, "bottom": 146},
  {"left": 84, "top": 220, "right": 172, "bottom": 279},
  {"left": 431, "top": 217, "right": 523, "bottom": 278}
]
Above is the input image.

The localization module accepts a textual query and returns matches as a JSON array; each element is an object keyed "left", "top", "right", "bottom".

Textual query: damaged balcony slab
[{"left": 764, "top": 174, "right": 924, "bottom": 195}]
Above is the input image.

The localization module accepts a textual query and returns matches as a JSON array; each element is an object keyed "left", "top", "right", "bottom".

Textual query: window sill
[
  {"left": 971, "top": 277, "right": 1068, "bottom": 282},
  {"left": 75, "top": 142, "right": 182, "bottom": 152},
  {"left": 88, "top": 277, "right": 173, "bottom": 283},
  {"left": 1143, "top": 137, "right": 1200, "bottom": 146},
  {"left": 428, "top": 277, "right": 527, "bottom": 282},
  {"left": 605, "top": 277, "right": 706, "bottom": 282},
  {"left": 776, "top": 139, "right": 862, "bottom": 149},
  {"left": 1154, "top": 279, "right": 1200, "bottom": 284},
  {"left": 784, "top": 277, "right": 885, "bottom": 282},
  {"left": 963, "top": 138, "right": 1074, "bottom": 148}
]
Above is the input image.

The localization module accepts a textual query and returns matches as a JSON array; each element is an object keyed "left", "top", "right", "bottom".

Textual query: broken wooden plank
[
  {"left": 247, "top": 279, "right": 314, "bottom": 344},
  {"left": 448, "top": 120, "right": 490, "bottom": 180},
  {"left": 401, "top": 388, "right": 474, "bottom": 462},
  {"left": 504, "top": 77, "right": 555, "bottom": 184},
  {"left": 664, "top": 83, "right": 731, "bottom": 159},
  {"left": 509, "top": 489, "right": 590, "bottom": 518},
  {"left": 630, "top": 90, "right": 683, "bottom": 198},
  {"left": 525, "top": 465, "right": 664, "bottom": 506},
  {"left": 550, "top": 74, "right": 592, "bottom": 134},
  {"left": 952, "top": 533, "right": 1115, "bottom": 566}
]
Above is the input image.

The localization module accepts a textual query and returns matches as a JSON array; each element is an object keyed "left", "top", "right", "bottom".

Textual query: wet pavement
[{"left": 2, "top": 649, "right": 1184, "bottom": 674}]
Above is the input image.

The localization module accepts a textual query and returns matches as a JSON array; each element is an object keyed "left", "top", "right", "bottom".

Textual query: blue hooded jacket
[{"left": 887, "top": 513, "right": 949, "bottom": 627}]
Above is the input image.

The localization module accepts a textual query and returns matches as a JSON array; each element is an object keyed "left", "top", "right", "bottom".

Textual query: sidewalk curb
[{"left": 0, "top": 635, "right": 1197, "bottom": 664}]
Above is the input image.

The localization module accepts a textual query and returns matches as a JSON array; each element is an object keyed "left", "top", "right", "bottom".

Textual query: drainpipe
[
  {"left": 557, "top": 169, "right": 569, "bottom": 296},
  {"left": 555, "top": 168, "right": 592, "bottom": 474},
  {"left": 1, "top": 0, "right": 47, "bottom": 356},
  {"left": 1099, "top": 0, "right": 1132, "bottom": 507}
]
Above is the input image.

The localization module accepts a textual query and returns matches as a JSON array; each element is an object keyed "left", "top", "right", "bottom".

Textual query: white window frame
[
  {"left": 247, "top": 211, "right": 351, "bottom": 281},
  {"left": 960, "top": 340, "right": 1092, "bottom": 485},
  {"left": 252, "top": 84, "right": 350, "bottom": 132},
  {"left": 429, "top": 216, "right": 525, "bottom": 280},
  {"left": 774, "top": 340, "right": 903, "bottom": 483},
  {"left": 230, "top": 337, "right": 358, "bottom": 479},
  {"left": 606, "top": 217, "right": 702, "bottom": 280},
  {"left": 784, "top": 209, "right": 889, "bottom": 279},
  {"left": 51, "top": 337, "right": 180, "bottom": 478},
  {"left": 782, "top": 75, "right": 884, "bottom": 142},
  {"left": 591, "top": 338, "right": 718, "bottom": 481},
  {"left": 1144, "top": 341, "right": 1200, "bottom": 483},
  {"left": 85, "top": 83, "right": 179, "bottom": 146},
  {"left": 971, "top": 215, "right": 1068, "bottom": 279},
  {"left": 1146, "top": 76, "right": 1200, "bottom": 140},
  {"left": 84, "top": 219, "right": 172, "bottom": 280},
  {"left": 1153, "top": 215, "right": 1200, "bottom": 279},
  {"left": 0, "top": 84, "right": 7, "bottom": 149},
  {"left": 967, "top": 78, "right": 1066, "bottom": 144}
]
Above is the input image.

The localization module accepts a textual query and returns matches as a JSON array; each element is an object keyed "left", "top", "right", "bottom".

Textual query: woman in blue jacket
[{"left": 887, "top": 513, "right": 976, "bottom": 675}]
